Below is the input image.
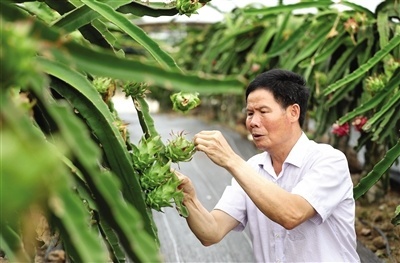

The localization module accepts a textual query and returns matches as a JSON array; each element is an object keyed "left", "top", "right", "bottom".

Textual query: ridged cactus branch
[
  {"left": 135, "top": 95, "right": 160, "bottom": 139},
  {"left": 123, "top": 82, "right": 160, "bottom": 139}
]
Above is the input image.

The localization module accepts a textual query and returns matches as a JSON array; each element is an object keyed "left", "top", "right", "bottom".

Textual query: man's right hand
[{"left": 174, "top": 169, "right": 196, "bottom": 203}]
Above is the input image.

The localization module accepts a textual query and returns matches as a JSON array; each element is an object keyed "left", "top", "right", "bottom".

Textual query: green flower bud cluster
[
  {"left": 385, "top": 56, "right": 400, "bottom": 78},
  {"left": 122, "top": 82, "right": 149, "bottom": 98},
  {"left": 145, "top": 174, "right": 182, "bottom": 212},
  {"left": 140, "top": 160, "right": 172, "bottom": 191},
  {"left": 132, "top": 133, "right": 195, "bottom": 217},
  {"left": 93, "top": 77, "right": 113, "bottom": 95},
  {"left": 365, "top": 74, "right": 386, "bottom": 96},
  {"left": 165, "top": 131, "right": 195, "bottom": 162},
  {"left": 92, "top": 77, "right": 116, "bottom": 104},
  {"left": 176, "top": 0, "right": 203, "bottom": 17},
  {"left": 132, "top": 135, "right": 164, "bottom": 171},
  {"left": 1, "top": 18, "right": 42, "bottom": 90},
  {"left": 170, "top": 92, "right": 201, "bottom": 113}
]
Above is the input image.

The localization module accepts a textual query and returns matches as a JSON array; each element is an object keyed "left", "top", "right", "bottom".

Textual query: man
[{"left": 175, "top": 69, "right": 360, "bottom": 262}]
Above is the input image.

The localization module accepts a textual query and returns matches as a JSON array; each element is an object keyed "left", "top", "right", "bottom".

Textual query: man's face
[{"left": 245, "top": 89, "right": 292, "bottom": 152}]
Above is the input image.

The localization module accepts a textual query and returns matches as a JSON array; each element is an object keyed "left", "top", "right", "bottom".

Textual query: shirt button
[{"left": 275, "top": 234, "right": 280, "bottom": 238}]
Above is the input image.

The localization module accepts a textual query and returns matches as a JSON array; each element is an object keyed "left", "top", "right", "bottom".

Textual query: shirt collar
[
  {"left": 284, "top": 132, "right": 309, "bottom": 168},
  {"left": 258, "top": 132, "right": 310, "bottom": 169}
]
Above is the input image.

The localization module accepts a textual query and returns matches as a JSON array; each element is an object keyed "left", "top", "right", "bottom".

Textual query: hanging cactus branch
[
  {"left": 123, "top": 82, "right": 200, "bottom": 217},
  {"left": 123, "top": 81, "right": 159, "bottom": 138}
]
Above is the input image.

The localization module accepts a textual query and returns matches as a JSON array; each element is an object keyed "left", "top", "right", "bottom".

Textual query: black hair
[{"left": 245, "top": 69, "right": 310, "bottom": 127}]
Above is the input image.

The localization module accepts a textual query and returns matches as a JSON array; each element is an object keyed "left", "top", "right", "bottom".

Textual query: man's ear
[{"left": 288, "top": 104, "right": 300, "bottom": 122}]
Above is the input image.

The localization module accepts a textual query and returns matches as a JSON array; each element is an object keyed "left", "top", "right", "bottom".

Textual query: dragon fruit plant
[
  {"left": 125, "top": 83, "right": 198, "bottom": 217},
  {"left": 132, "top": 133, "right": 194, "bottom": 217}
]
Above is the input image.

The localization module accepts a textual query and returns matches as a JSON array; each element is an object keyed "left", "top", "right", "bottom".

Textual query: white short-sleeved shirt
[{"left": 214, "top": 133, "right": 360, "bottom": 263}]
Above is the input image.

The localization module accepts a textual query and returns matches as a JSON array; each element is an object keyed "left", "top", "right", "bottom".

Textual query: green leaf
[
  {"left": 117, "top": 1, "right": 178, "bottom": 17},
  {"left": 50, "top": 182, "right": 110, "bottom": 263},
  {"left": 363, "top": 89, "right": 400, "bottom": 131},
  {"left": 377, "top": 8, "right": 389, "bottom": 49},
  {"left": 0, "top": 226, "right": 29, "bottom": 262},
  {"left": 51, "top": 0, "right": 131, "bottom": 32},
  {"left": 353, "top": 140, "right": 400, "bottom": 200},
  {"left": 98, "top": 219, "right": 126, "bottom": 263},
  {"left": 134, "top": 95, "right": 160, "bottom": 139},
  {"left": 47, "top": 42, "right": 244, "bottom": 93},
  {"left": 2, "top": 2, "right": 244, "bottom": 95},
  {"left": 325, "top": 80, "right": 358, "bottom": 107},
  {"left": 299, "top": 30, "right": 346, "bottom": 68},
  {"left": 323, "top": 33, "right": 400, "bottom": 95},
  {"left": 340, "top": 1, "right": 375, "bottom": 17},
  {"left": 80, "top": 0, "right": 181, "bottom": 71},
  {"left": 337, "top": 69, "right": 400, "bottom": 124},
  {"left": 1, "top": 88, "right": 110, "bottom": 263},
  {"left": 36, "top": 91, "right": 161, "bottom": 262},
  {"left": 324, "top": 40, "right": 366, "bottom": 86},
  {"left": 374, "top": 107, "right": 400, "bottom": 145},
  {"left": 91, "top": 19, "right": 118, "bottom": 47},
  {"left": 37, "top": 58, "right": 158, "bottom": 237},
  {"left": 268, "top": 20, "right": 312, "bottom": 57},
  {"left": 269, "top": 12, "right": 291, "bottom": 52},
  {"left": 243, "top": 1, "right": 333, "bottom": 16},
  {"left": 55, "top": 25, "right": 245, "bottom": 92},
  {"left": 369, "top": 108, "right": 396, "bottom": 142},
  {"left": 283, "top": 21, "right": 334, "bottom": 70}
]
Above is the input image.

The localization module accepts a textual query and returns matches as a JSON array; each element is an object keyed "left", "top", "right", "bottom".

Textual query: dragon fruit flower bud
[
  {"left": 344, "top": 17, "right": 359, "bottom": 34},
  {"left": 122, "top": 82, "right": 149, "bottom": 98},
  {"left": 176, "top": 0, "right": 203, "bottom": 17},
  {"left": 170, "top": 92, "right": 201, "bottom": 113},
  {"left": 145, "top": 176, "right": 181, "bottom": 211},
  {"left": 331, "top": 122, "right": 350, "bottom": 137},
  {"left": 165, "top": 131, "right": 195, "bottom": 162},
  {"left": 93, "top": 77, "right": 114, "bottom": 96},
  {"left": 352, "top": 116, "right": 368, "bottom": 132},
  {"left": 132, "top": 135, "right": 164, "bottom": 171},
  {"left": 365, "top": 75, "right": 385, "bottom": 96},
  {"left": 140, "top": 160, "right": 173, "bottom": 191}
]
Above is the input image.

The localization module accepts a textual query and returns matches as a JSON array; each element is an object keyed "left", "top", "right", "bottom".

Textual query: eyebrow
[{"left": 246, "top": 105, "right": 271, "bottom": 111}]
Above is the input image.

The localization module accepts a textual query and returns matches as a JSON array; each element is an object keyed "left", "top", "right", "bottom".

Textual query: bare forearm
[
  {"left": 225, "top": 155, "right": 314, "bottom": 229},
  {"left": 183, "top": 197, "right": 221, "bottom": 246}
]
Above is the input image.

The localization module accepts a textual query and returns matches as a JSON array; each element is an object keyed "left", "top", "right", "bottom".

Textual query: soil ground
[{"left": 353, "top": 177, "right": 400, "bottom": 263}]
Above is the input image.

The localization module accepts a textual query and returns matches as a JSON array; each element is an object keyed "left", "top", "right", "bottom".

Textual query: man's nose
[{"left": 249, "top": 114, "right": 260, "bottom": 128}]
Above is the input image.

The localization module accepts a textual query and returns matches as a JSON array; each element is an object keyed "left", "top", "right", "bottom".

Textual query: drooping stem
[{"left": 132, "top": 95, "right": 160, "bottom": 140}]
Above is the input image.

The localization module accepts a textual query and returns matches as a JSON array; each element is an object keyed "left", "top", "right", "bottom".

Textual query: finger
[
  {"left": 172, "top": 169, "right": 188, "bottom": 183},
  {"left": 195, "top": 143, "right": 206, "bottom": 153},
  {"left": 193, "top": 137, "right": 208, "bottom": 151},
  {"left": 194, "top": 130, "right": 219, "bottom": 141},
  {"left": 196, "top": 130, "right": 217, "bottom": 135}
]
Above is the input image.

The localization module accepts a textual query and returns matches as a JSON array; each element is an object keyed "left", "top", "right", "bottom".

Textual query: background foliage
[{"left": 173, "top": 0, "right": 400, "bottom": 199}]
